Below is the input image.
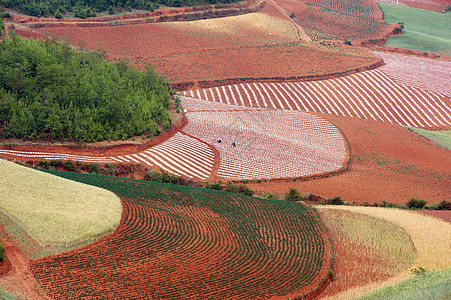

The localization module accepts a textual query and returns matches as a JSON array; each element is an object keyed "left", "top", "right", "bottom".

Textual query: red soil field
[
  {"left": 416, "top": 210, "right": 451, "bottom": 223},
  {"left": 248, "top": 113, "right": 451, "bottom": 205},
  {"left": 31, "top": 0, "right": 380, "bottom": 84},
  {"left": 292, "top": 0, "right": 392, "bottom": 41},
  {"left": 399, "top": 0, "right": 450, "bottom": 12},
  {"left": 30, "top": 175, "right": 331, "bottom": 299}
]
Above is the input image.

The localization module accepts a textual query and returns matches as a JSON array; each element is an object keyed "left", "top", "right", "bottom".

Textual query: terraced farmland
[
  {"left": 371, "top": 51, "right": 451, "bottom": 97},
  {"left": 184, "top": 69, "right": 451, "bottom": 129},
  {"left": 182, "top": 97, "right": 347, "bottom": 180},
  {"left": 0, "top": 132, "right": 215, "bottom": 180},
  {"left": 30, "top": 171, "right": 330, "bottom": 299}
]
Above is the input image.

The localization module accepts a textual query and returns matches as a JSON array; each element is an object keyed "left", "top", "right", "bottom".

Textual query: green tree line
[
  {"left": 0, "top": 34, "right": 172, "bottom": 143},
  {"left": 1, "top": 0, "right": 242, "bottom": 18}
]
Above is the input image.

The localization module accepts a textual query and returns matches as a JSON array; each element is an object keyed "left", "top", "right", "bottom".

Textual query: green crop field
[
  {"left": 379, "top": 4, "right": 451, "bottom": 54},
  {"left": 31, "top": 170, "right": 330, "bottom": 299},
  {"left": 358, "top": 267, "right": 451, "bottom": 299},
  {"left": 0, "top": 159, "right": 122, "bottom": 246},
  {"left": 408, "top": 128, "right": 451, "bottom": 150}
]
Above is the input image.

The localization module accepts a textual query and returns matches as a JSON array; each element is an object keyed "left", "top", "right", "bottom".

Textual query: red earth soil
[
  {"left": 292, "top": 0, "right": 392, "bottom": 42},
  {"left": 247, "top": 114, "right": 451, "bottom": 205},
  {"left": 416, "top": 210, "right": 451, "bottom": 223},
  {"left": 400, "top": 0, "right": 450, "bottom": 12},
  {"left": 31, "top": 1, "right": 380, "bottom": 84}
]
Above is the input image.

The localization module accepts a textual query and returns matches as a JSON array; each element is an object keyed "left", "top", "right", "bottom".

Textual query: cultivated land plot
[
  {"left": 185, "top": 69, "right": 451, "bottom": 129},
  {"left": 371, "top": 51, "right": 451, "bottom": 97},
  {"left": 292, "top": 0, "right": 389, "bottom": 41},
  {"left": 248, "top": 113, "right": 451, "bottom": 204},
  {"left": 0, "top": 132, "right": 215, "bottom": 180},
  {"left": 33, "top": 1, "right": 380, "bottom": 83},
  {"left": 379, "top": 3, "right": 451, "bottom": 54},
  {"left": 0, "top": 159, "right": 121, "bottom": 246},
  {"left": 321, "top": 206, "right": 451, "bottom": 299},
  {"left": 317, "top": 208, "right": 416, "bottom": 298},
  {"left": 31, "top": 172, "right": 330, "bottom": 299},
  {"left": 182, "top": 97, "right": 347, "bottom": 180}
]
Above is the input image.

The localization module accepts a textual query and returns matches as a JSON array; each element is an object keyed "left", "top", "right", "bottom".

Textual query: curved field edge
[
  {"left": 379, "top": 3, "right": 451, "bottom": 54},
  {"left": 316, "top": 207, "right": 416, "bottom": 298},
  {"left": 0, "top": 159, "right": 122, "bottom": 246},
  {"left": 357, "top": 267, "right": 451, "bottom": 300},
  {"left": 317, "top": 206, "right": 451, "bottom": 299},
  {"left": 31, "top": 171, "right": 331, "bottom": 299},
  {"left": 406, "top": 128, "right": 451, "bottom": 150}
]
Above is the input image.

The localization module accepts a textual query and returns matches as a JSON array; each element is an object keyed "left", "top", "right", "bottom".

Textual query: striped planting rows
[
  {"left": 31, "top": 173, "right": 330, "bottom": 299},
  {"left": 182, "top": 97, "right": 347, "bottom": 180},
  {"left": 0, "top": 132, "right": 214, "bottom": 180},
  {"left": 371, "top": 51, "right": 451, "bottom": 97},
  {"left": 183, "top": 69, "right": 451, "bottom": 128}
]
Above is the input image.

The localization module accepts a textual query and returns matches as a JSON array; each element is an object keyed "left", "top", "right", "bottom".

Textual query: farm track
[
  {"left": 29, "top": 174, "right": 330, "bottom": 299},
  {"left": 184, "top": 70, "right": 451, "bottom": 129}
]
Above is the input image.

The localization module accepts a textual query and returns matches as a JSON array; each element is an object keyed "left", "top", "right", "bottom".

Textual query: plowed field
[
  {"left": 31, "top": 172, "right": 330, "bottom": 299},
  {"left": 182, "top": 97, "right": 347, "bottom": 180},
  {"left": 185, "top": 69, "right": 451, "bottom": 129},
  {"left": 32, "top": 0, "right": 380, "bottom": 83},
  {"left": 248, "top": 113, "right": 451, "bottom": 204}
]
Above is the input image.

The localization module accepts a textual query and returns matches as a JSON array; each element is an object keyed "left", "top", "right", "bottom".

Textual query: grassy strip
[
  {"left": 0, "top": 288, "right": 15, "bottom": 300},
  {"left": 407, "top": 128, "right": 451, "bottom": 150},
  {"left": 0, "top": 159, "right": 122, "bottom": 245},
  {"left": 357, "top": 267, "right": 451, "bottom": 300},
  {"left": 379, "top": 4, "right": 451, "bottom": 54}
]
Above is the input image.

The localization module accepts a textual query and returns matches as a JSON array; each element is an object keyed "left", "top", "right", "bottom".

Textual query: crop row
[
  {"left": 371, "top": 51, "right": 451, "bottom": 97},
  {"left": 31, "top": 172, "right": 330, "bottom": 299},
  {"left": 183, "top": 69, "right": 451, "bottom": 128},
  {"left": 181, "top": 98, "right": 347, "bottom": 180},
  {"left": 0, "top": 132, "right": 215, "bottom": 179}
]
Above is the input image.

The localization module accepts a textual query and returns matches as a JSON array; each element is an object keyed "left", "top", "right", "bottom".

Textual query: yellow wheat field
[
  {"left": 317, "top": 205, "right": 451, "bottom": 299},
  {"left": 0, "top": 159, "right": 122, "bottom": 246}
]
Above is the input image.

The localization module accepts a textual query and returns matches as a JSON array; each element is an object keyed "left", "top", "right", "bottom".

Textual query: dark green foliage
[
  {"left": 406, "top": 197, "right": 427, "bottom": 209},
  {"left": 144, "top": 168, "right": 178, "bottom": 184},
  {"left": 0, "top": 239, "right": 4, "bottom": 261},
  {"left": 0, "top": 35, "right": 171, "bottom": 143},
  {"left": 64, "top": 160, "right": 75, "bottom": 171},
  {"left": 411, "top": 267, "right": 427, "bottom": 275},
  {"left": 437, "top": 200, "right": 451, "bottom": 210},
  {"left": 205, "top": 180, "right": 222, "bottom": 190},
  {"left": 224, "top": 181, "right": 253, "bottom": 196},
  {"left": 326, "top": 196, "right": 345, "bottom": 205},
  {"left": 344, "top": 39, "right": 352, "bottom": 46},
  {"left": 54, "top": 9, "right": 62, "bottom": 19},
  {"left": 4, "top": 0, "right": 241, "bottom": 18},
  {"left": 0, "top": 14, "right": 4, "bottom": 36},
  {"left": 89, "top": 163, "right": 100, "bottom": 174},
  {"left": 285, "top": 188, "right": 301, "bottom": 201}
]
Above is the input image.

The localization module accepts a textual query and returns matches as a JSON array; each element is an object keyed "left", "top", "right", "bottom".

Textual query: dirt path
[
  {"left": 0, "top": 226, "right": 48, "bottom": 300},
  {"left": 269, "top": 0, "right": 311, "bottom": 41}
]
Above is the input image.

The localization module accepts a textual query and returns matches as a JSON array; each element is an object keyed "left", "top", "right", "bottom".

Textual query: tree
[
  {"left": 406, "top": 197, "right": 427, "bottom": 209},
  {"left": 55, "top": 9, "right": 63, "bottom": 19},
  {"left": 285, "top": 188, "right": 301, "bottom": 201}
]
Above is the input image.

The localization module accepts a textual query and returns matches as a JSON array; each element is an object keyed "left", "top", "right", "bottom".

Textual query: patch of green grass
[
  {"left": 0, "top": 288, "right": 15, "bottom": 300},
  {"left": 379, "top": 4, "right": 451, "bottom": 54},
  {"left": 0, "top": 159, "right": 122, "bottom": 246},
  {"left": 407, "top": 128, "right": 451, "bottom": 150},
  {"left": 357, "top": 267, "right": 451, "bottom": 300}
]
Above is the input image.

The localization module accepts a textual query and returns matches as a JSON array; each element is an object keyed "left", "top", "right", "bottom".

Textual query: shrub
[
  {"left": 327, "top": 270, "right": 335, "bottom": 281},
  {"left": 264, "top": 193, "right": 274, "bottom": 200},
  {"left": 89, "top": 163, "right": 100, "bottom": 174},
  {"left": 37, "top": 160, "right": 51, "bottom": 169},
  {"left": 327, "top": 196, "right": 345, "bottom": 205},
  {"left": 55, "top": 9, "right": 62, "bottom": 19},
  {"left": 344, "top": 40, "right": 352, "bottom": 46},
  {"left": 285, "top": 188, "right": 301, "bottom": 201},
  {"left": 406, "top": 197, "right": 427, "bottom": 209},
  {"left": 411, "top": 267, "right": 427, "bottom": 275},
  {"left": 437, "top": 200, "right": 451, "bottom": 210},
  {"left": 205, "top": 180, "right": 222, "bottom": 190},
  {"left": 224, "top": 182, "right": 253, "bottom": 196},
  {"left": 144, "top": 169, "right": 178, "bottom": 184},
  {"left": 0, "top": 239, "right": 4, "bottom": 261},
  {"left": 50, "top": 159, "right": 63, "bottom": 168},
  {"left": 290, "top": 12, "right": 296, "bottom": 18}
]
